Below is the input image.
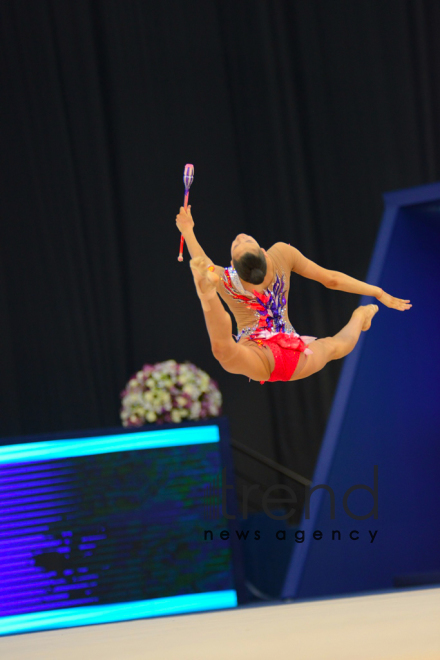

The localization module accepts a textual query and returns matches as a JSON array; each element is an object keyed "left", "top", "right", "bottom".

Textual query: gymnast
[{"left": 176, "top": 206, "right": 412, "bottom": 384}]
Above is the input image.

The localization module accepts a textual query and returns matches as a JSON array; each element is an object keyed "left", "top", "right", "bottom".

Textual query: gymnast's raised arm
[
  {"left": 283, "top": 243, "right": 411, "bottom": 312},
  {"left": 175, "top": 206, "right": 213, "bottom": 264}
]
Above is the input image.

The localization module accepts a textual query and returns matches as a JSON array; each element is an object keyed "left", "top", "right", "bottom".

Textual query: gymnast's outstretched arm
[
  {"left": 175, "top": 206, "right": 213, "bottom": 265},
  {"left": 282, "top": 243, "right": 412, "bottom": 312}
]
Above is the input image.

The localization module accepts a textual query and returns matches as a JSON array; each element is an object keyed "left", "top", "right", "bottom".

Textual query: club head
[{"left": 183, "top": 163, "right": 194, "bottom": 190}]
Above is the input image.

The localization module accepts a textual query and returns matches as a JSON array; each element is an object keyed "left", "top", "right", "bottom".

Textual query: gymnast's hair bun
[
  {"left": 232, "top": 249, "right": 267, "bottom": 285},
  {"left": 249, "top": 268, "right": 264, "bottom": 284}
]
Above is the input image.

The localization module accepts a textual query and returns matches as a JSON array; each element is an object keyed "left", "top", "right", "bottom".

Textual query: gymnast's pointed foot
[
  {"left": 354, "top": 304, "right": 379, "bottom": 331},
  {"left": 189, "top": 257, "right": 219, "bottom": 311}
]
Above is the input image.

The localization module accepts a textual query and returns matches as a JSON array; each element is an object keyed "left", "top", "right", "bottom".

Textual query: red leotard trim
[{"left": 256, "top": 333, "right": 310, "bottom": 384}]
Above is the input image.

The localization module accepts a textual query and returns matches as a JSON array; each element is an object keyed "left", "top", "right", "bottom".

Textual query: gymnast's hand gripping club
[{"left": 177, "top": 164, "right": 194, "bottom": 261}]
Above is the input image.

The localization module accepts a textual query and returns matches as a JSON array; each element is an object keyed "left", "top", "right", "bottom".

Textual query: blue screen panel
[
  {"left": 0, "top": 423, "right": 239, "bottom": 635},
  {"left": 282, "top": 183, "right": 440, "bottom": 600}
]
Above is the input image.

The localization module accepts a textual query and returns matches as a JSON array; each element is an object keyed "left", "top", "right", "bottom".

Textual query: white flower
[
  {"left": 162, "top": 360, "right": 177, "bottom": 373},
  {"left": 157, "top": 392, "right": 171, "bottom": 405},
  {"left": 146, "top": 411, "right": 157, "bottom": 422},
  {"left": 171, "top": 410, "right": 182, "bottom": 422},
  {"left": 199, "top": 374, "right": 210, "bottom": 392},
  {"left": 190, "top": 401, "right": 201, "bottom": 418},
  {"left": 125, "top": 393, "right": 143, "bottom": 407},
  {"left": 182, "top": 384, "right": 199, "bottom": 398}
]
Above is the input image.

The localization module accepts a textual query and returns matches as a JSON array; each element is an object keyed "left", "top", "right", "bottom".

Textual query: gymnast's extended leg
[
  {"left": 189, "top": 257, "right": 272, "bottom": 381},
  {"left": 291, "top": 304, "right": 379, "bottom": 381}
]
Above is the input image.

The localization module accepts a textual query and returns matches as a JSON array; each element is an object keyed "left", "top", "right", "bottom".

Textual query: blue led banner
[
  {"left": 0, "top": 591, "right": 237, "bottom": 636},
  {"left": 0, "top": 423, "right": 238, "bottom": 635},
  {"left": 0, "top": 426, "right": 220, "bottom": 464}
]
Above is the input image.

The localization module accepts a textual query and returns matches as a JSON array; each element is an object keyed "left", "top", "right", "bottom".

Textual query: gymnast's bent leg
[
  {"left": 189, "top": 257, "right": 271, "bottom": 381},
  {"left": 291, "top": 304, "right": 379, "bottom": 381}
]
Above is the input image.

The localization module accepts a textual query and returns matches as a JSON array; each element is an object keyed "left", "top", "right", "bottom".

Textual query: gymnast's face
[{"left": 230, "top": 234, "right": 261, "bottom": 262}]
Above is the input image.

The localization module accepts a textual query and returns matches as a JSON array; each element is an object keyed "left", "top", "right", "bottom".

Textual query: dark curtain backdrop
[{"left": 1, "top": 1, "right": 440, "bottom": 520}]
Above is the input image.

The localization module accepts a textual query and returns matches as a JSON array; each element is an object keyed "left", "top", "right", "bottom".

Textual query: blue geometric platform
[{"left": 282, "top": 182, "right": 440, "bottom": 600}]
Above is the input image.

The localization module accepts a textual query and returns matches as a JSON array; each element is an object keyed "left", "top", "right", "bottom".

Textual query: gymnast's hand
[
  {"left": 377, "top": 290, "right": 412, "bottom": 311},
  {"left": 176, "top": 205, "right": 194, "bottom": 236}
]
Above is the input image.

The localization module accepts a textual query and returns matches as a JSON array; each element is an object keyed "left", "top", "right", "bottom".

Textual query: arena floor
[{"left": 1, "top": 586, "right": 439, "bottom": 660}]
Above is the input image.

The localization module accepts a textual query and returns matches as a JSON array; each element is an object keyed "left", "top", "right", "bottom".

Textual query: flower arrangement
[{"left": 120, "top": 360, "right": 222, "bottom": 427}]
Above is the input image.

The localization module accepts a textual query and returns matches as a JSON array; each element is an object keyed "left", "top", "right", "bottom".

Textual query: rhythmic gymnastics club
[{"left": 177, "top": 163, "right": 194, "bottom": 262}]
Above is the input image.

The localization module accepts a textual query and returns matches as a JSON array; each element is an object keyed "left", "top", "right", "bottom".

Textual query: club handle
[
  {"left": 178, "top": 234, "right": 184, "bottom": 261},
  {"left": 177, "top": 190, "right": 190, "bottom": 262}
]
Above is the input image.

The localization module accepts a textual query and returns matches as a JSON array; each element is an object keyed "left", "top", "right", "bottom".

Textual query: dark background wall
[{"left": 1, "top": 0, "right": 439, "bottom": 521}]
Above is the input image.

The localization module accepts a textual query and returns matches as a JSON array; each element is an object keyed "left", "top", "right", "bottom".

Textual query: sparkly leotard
[{"left": 212, "top": 242, "right": 316, "bottom": 383}]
